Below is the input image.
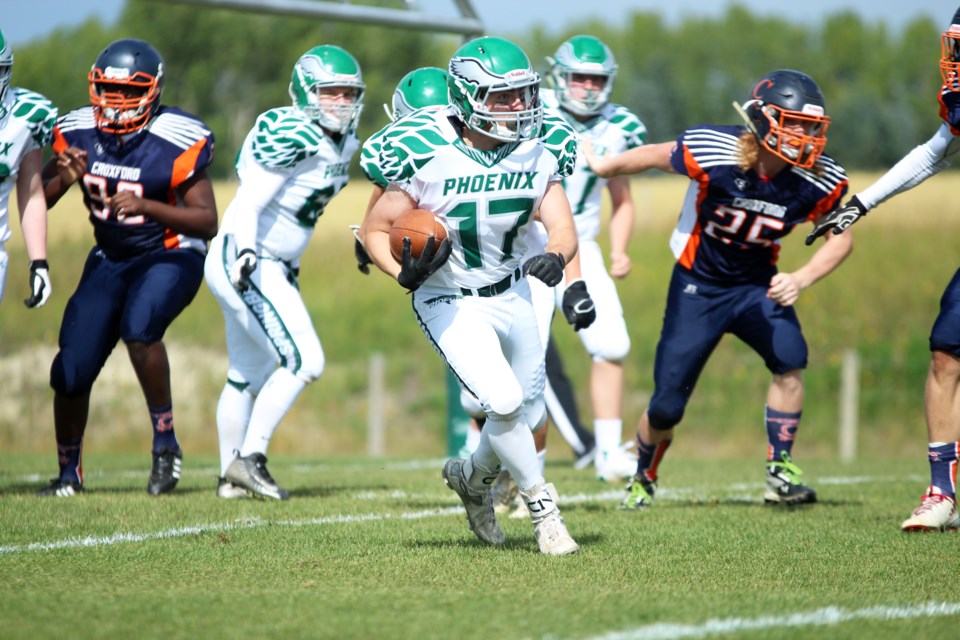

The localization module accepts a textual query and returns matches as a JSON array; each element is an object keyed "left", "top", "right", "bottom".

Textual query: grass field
[
  {"left": 2, "top": 173, "right": 960, "bottom": 638},
  {"left": 2, "top": 453, "right": 959, "bottom": 640}
]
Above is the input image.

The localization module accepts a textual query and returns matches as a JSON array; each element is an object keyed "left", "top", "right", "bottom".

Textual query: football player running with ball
[
  {"left": 808, "top": 6, "right": 960, "bottom": 532},
  {"left": 38, "top": 39, "right": 218, "bottom": 497},
  {"left": 542, "top": 35, "right": 647, "bottom": 482},
  {"left": 0, "top": 28, "right": 56, "bottom": 309},
  {"left": 362, "top": 36, "right": 584, "bottom": 555},
  {"left": 204, "top": 45, "right": 365, "bottom": 500},
  {"left": 584, "top": 69, "right": 851, "bottom": 510}
]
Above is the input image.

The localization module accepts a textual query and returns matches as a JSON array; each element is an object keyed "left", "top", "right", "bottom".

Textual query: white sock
[
  {"left": 216, "top": 382, "right": 253, "bottom": 476},
  {"left": 484, "top": 418, "right": 543, "bottom": 491},
  {"left": 239, "top": 369, "right": 307, "bottom": 457},
  {"left": 536, "top": 448, "right": 547, "bottom": 476},
  {"left": 594, "top": 418, "right": 623, "bottom": 455},
  {"left": 465, "top": 420, "right": 482, "bottom": 453}
]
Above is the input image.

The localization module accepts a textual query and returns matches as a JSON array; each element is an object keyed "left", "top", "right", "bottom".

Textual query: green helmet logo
[
  {"left": 385, "top": 66, "right": 449, "bottom": 122},
  {"left": 289, "top": 45, "right": 365, "bottom": 134},
  {"left": 0, "top": 29, "right": 14, "bottom": 108},
  {"left": 448, "top": 36, "right": 542, "bottom": 142},
  {"left": 547, "top": 35, "right": 617, "bottom": 116}
]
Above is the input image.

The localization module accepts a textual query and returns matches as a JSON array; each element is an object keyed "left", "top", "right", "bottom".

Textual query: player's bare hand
[
  {"left": 767, "top": 272, "right": 801, "bottom": 307},
  {"left": 108, "top": 191, "right": 146, "bottom": 221},
  {"left": 609, "top": 251, "right": 632, "bottom": 279},
  {"left": 56, "top": 146, "right": 88, "bottom": 186},
  {"left": 581, "top": 139, "right": 613, "bottom": 177}
]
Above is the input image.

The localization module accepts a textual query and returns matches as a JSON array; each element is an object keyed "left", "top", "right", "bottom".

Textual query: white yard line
[
  {"left": 0, "top": 508, "right": 460, "bottom": 555},
  {"left": 584, "top": 602, "right": 960, "bottom": 640},
  {"left": 0, "top": 471, "right": 925, "bottom": 556}
]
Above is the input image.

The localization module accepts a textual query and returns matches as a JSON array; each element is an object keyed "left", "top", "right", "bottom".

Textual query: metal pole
[
  {"left": 367, "top": 352, "right": 385, "bottom": 457},
  {"left": 839, "top": 348, "right": 860, "bottom": 462}
]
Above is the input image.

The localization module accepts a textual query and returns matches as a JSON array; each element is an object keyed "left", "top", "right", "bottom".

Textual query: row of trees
[{"left": 10, "top": 1, "right": 949, "bottom": 177}]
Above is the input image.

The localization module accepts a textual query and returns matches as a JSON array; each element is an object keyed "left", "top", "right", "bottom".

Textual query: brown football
[{"left": 389, "top": 209, "right": 448, "bottom": 261}]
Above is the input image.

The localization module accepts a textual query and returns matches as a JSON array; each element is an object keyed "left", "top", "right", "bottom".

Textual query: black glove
[
  {"left": 522, "top": 252, "right": 566, "bottom": 287},
  {"left": 561, "top": 279, "right": 596, "bottom": 330},
  {"left": 351, "top": 225, "right": 372, "bottom": 275},
  {"left": 805, "top": 196, "right": 867, "bottom": 246},
  {"left": 397, "top": 236, "right": 451, "bottom": 291},
  {"left": 23, "top": 259, "right": 51, "bottom": 308},
  {"left": 354, "top": 237, "right": 373, "bottom": 275},
  {"left": 230, "top": 248, "right": 258, "bottom": 292}
]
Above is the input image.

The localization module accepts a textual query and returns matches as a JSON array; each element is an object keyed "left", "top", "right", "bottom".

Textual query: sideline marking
[
  {"left": 0, "top": 508, "right": 460, "bottom": 555},
  {"left": 584, "top": 602, "right": 960, "bottom": 640}
]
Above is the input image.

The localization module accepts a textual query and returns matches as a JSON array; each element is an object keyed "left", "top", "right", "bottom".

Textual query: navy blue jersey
[
  {"left": 53, "top": 105, "right": 215, "bottom": 260},
  {"left": 667, "top": 124, "right": 847, "bottom": 286}
]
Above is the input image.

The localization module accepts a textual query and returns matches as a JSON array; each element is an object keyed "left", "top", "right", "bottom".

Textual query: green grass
[{"left": 1, "top": 452, "right": 958, "bottom": 640}]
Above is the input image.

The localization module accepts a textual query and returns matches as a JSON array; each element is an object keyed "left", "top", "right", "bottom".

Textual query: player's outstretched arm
[
  {"left": 805, "top": 197, "right": 867, "bottom": 245},
  {"left": 582, "top": 139, "right": 676, "bottom": 179}
]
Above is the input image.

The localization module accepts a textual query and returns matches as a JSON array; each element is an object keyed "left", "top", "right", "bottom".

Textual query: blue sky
[{"left": 4, "top": 0, "right": 957, "bottom": 45}]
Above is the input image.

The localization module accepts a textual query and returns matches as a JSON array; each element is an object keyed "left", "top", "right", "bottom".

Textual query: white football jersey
[
  {"left": 540, "top": 89, "right": 646, "bottom": 242},
  {"left": 378, "top": 106, "right": 578, "bottom": 290},
  {"left": 0, "top": 88, "right": 57, "bottom": 244},
  {"left": 220, "top": 107, "right": 359, "bottom": 261}
]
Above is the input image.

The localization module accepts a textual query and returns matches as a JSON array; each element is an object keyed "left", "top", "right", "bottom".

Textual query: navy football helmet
[
  {"left": 738, "top": 69, "right": 830, "bottom": 169},
  {"left": 88, "top": 38, "right": 165, "bottom": 134}
]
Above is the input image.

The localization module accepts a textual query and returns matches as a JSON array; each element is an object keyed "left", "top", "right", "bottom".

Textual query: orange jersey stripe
[
  {"left": 170, "top": 137, "right": 208, "bottom": 189},
  {"left": 52, "top": 128, "right": 68, "bottom": 154}
]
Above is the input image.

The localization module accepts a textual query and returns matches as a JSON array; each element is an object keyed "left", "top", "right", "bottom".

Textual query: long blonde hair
[{"left": 735, "top": 129, "right": 824, "bottom": 175}]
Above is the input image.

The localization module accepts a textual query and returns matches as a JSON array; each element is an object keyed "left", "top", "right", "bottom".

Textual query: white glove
[
  {"left": 230, "top": 249, "right": 258, "bottom": 293},
  {"left": 24, "top": 260, "right": 51, "bottom": 309}
]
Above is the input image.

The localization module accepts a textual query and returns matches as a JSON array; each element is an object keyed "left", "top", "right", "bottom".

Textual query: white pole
[
  {"left": 839, "top": 349, "right": 860, "bottom": 462},
  {"left": 367, "top": 352, "right": 385, "bottom": 457}
]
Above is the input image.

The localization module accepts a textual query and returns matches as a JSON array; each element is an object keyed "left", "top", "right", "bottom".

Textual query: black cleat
[
  {"left": 37, "top": 478, "right": 84, "bottom": 497},
  {"left": 147, "top": 448, "right": 183, "bottom": 495}
]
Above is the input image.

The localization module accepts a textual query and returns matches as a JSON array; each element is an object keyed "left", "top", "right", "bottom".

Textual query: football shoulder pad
[
  {"left": 540, "top": 110, "right": 578, "bottom": 179},
  {"left": 606, "top": 103, "right": 648, "bottom": 150},
  {"left": 378, "top": 109, "right": 450, "bottom": 183},
  {"left": 10, "top": 88, "right": 58, "bottom": 147},
  {"left": 250, "top": 106, "right": 328, "bottom": 170}
]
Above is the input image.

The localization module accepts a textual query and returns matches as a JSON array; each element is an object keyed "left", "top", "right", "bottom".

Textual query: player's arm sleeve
[{"left": 857, "top": 123, "right": 960, "bottom": 210}]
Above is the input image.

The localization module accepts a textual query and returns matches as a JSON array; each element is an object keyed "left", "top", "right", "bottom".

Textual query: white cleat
[
  {"left": 522, "top": 482, "right": 580, "bottom": 555},
  {"left": 901, "top": 487, "right": 960, "bottom": 532}
]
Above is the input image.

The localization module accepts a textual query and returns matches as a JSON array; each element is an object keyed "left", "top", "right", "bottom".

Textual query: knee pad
[
  {"left": 485, "top": 387, "right": 524, "bottom": 422},
  {"left": 459, "top": 389, "right": 486, "bottom": 420},
  {"left": 525, "top": 400, "right": 547, "bottom": 433},
  {"left": 584, "top": 322, "right": 631, "bottom": 362},
  {"left": 49, "top": 350, "right": 98, "bottom": 397},
  {"left": 293, "top": 350, "right": 325, "bottom": 384},
  {"left": 647, "top": 397, "right": 684, "bottom": 430}
]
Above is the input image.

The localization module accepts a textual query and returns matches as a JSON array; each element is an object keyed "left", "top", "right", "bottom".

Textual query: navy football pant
[
  {"left": 930, "top": 267, "right": 960, "bottom": 357},
  {"left": 647, "top": 264, "right": 808, "bottom": 430},
  {"left": 50, "top": 248, "right": 205, "bottom": 397}
]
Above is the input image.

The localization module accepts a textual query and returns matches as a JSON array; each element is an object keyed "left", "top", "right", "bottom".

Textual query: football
[{"left": 389, "top": 209, "right": 448, "bottom": 261}]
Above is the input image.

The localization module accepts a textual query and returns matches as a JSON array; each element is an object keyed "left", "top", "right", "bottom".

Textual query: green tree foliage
[{"left": 7, "top": 1, "right": 947, "bottom": 176}]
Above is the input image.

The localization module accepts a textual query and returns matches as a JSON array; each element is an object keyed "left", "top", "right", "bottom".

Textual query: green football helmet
[
  {"left": 289, "top": 45, "right": 365, "bottom": 134},
  {"left": 384, "top": 66, "right": 449, "bottom": 121},
  {"left": 0, "top": 29, "right": 14, "bottom": 107},
  {"left": 448, "top": 36, "right": 542, "bottom": 142},
  {"left": 547, "top": 35, "right": 618, "bottom": 117}
]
